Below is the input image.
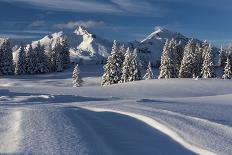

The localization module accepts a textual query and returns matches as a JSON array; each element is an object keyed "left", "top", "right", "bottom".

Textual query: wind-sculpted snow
[
  {"left": 0, "top": 66, "right": 232, "bottom": 154},
  {"left": 83, "top": 100, "right": 232, "bottom": 155},
  {"left": 0, "top": 105, "right": 196, "bottom": 154},
  {"left": 83, "top": 107, "right": 216, "bottom": 155}
]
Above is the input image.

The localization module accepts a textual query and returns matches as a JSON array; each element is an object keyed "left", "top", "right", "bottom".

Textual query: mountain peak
[
  {"left": 141, "top": 26, "right": 180, "bottom": 43},
  {"left": 74, "top": 26, "right": 91, "bottom": 36},
  {"left": 154, "top": 26, "right": 169, "bottom": 34}
]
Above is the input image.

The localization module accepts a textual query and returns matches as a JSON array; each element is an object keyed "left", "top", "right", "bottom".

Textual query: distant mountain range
[{"left": 11, "top": 26, "right": 219, "bottom": 66}]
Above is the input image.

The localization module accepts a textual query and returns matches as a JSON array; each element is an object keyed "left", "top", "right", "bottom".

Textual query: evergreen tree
[
  {"left": 101, "top": 40, "right": 124, "bottom": 86},
  {"left": 120, "top": 48, "right": 132, "bottom": 83},
  {"left": 61, "top": 37, "right": 70, "bottom": 69},
  {"left": 46, "top": 43, "right": 54, "bottom": 71},
  {"left": 55, "top": 52, "right": 63, "bottom": 72},
  {"left": 0, "top": 39, "right": 14, "bottom": 75},
  {"left": 118, "top": 44, "right": 126, "bottom": 65},
  {"left": 159, "top": 39, "right": 179, "bottom": 79},
  {"left": 193, "top": 43, "right": 203, "bottom": 77},
  {"left": 201, "top": 44, "right": 215, "bottom": 78},
  {"left": 15, "top": 45, "right": 26, "bottom": 75},
  {"left": 26, "top": 44, "right": 36, "bottom": 74},
  {"left": 227, "top": 44, "right": 232, "bottom": 64},
  {"left": 222, "top": 57, "right": 232, "bottom": 79},
  {"left": 130, "top": 49, "right": 142, "bottom": 81},
  {"left": 169, "top": 38, "right": 180, "bottom": 77},
  {"left": 101, "top": 55, "right": 113, "bottom": 86},
  {"left": 159, "top": 40, "right": 171, "bottom": 79},
  {"left": 201, "top": 40, "right": 209, "bottom": 58},
  {"left": 144, "top": 61, "right": 154, "bottom": 80},
  {"left": 179, "top": 39, "right": 196, "bottom": 78},
  {"left": 120, "top": 48, "right": 141, "bottom": 83},
  {"left": 72, "top": 64, "right": 83, "bottom": 87},
  {"left": 112, "top": 41, "right": 124, "bottom": 83},
  {"left": 52, "top": 41, "right": 64, "bottom": 72},
  {"left": 218, "top": 45, "right": 227, "bottom": 67},
  {"left": 176, "top": 41, "right": 184, "bottom": 68},
  {"left": 34, "top": 42, "right": 50, "bottom": 73},
  {"left": 119, "top": 44, "right": 127, "bottom": 56}
]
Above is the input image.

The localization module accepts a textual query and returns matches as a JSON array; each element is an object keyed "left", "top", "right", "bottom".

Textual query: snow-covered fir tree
[
  {"left": 0, "top": 39, "right": 14, "bottom": 75},
  {"left": 222, "top": 57, "right": 232, "bottom": 79},
  {"left": 52, "top": 41, "right": 63, "bottom": 72},
  {"left": 26, "top": 44, "right": 36, "bottom": 74},
  {"left": 72, "top": 64, "right": 83, "bottom": 87},
  {"left": 55, "top": 52, "right": 63, "bottom": 72},
  {"left": 201, "top": 40, "right": 209, "bottom": 58},
  {"left": 193, "top": 43, "right": 203, "bottom": 77},
  {"left": 201, "top": 44, "right": 215, "bottom": 78},
  {"left": 227, "top": 44, "right": 232, "bottom": 63},
  {"left": 143, "top": 61, "right": 154, "bottom": 80},
  {"left": 46, "top": 43, "right": 54, "bottom": 70},
  {"left": 118, "top": 44, "right": 126, "bottom": 68},
  {"left": 113, "top": 41, "right": 125, "bottom": 82},
  {"left": 15, "top": 45, "right": 27, "bottom": 75},
  {"left": 169, "top": 39, "right": 180, "bottom": 77},
  {"left": 159, "top": 40, "right": 171, "bottom": 79},
  {"left": 119, "top": 44, "right": 127, "bottom": 56},
  {"left": 61, "top": 37, "right": 70, "bottom": 69},
  {"left": 34, "top": 41, "right": 50, "bottom": 74},
  {"left": 159, "top": 39, "right": 179, "bottom": 79},
  {"left": 101, "top": 55, "right": 113, "bottom": 86},
  {"left": 179, "top": 39, "right": 196, "bottom": 78},
  {"left": 218, "top": 45, "right": 227, "bottom": 67},
  {"left": 130, "top": 49, "right": 142, "bottom": 81},
  {"left": 120, "top": 48, "right": 141, "bottom": 83},
  {"left": 101, "top": 40, "right": 124, "bottom": 86},
  {"left": 120, "top": 48, "right": 133, "bottom": 83},
  {"left": 175, "top": 40, "right": 184, "bottom": 70}
]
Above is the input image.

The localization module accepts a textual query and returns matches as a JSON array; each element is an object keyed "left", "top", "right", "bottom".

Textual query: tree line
[
  {"left": 0, "top": 38, "right": 70, "bottom": 76},
  {"left": 101, "top": 40, "right": 153, "bottom": 86},
  {"left": 159, "top": 39, "right": 232, "bottom": 79},
  {"left": 101, "top": 39, "right": 232, "bottom": 86}
]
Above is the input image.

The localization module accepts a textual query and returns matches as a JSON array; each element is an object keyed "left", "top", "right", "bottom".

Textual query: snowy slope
[{"left": 0, "top": 66, "right": 232, "bottom": 154}]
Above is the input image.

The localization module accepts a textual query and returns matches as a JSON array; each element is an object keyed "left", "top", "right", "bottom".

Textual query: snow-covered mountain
[
  {"left": 12, "top": 26, "right": 219, "bottom": 66},
  {"left": 132, "top": 27, "right": 197, "bottom": 66},
  {"left": 0, "top": 38, "right": 7, "bottom": 46},
  {"left": 69, "top": 26, "right": 113, "bottom": 64},
  {"left": 31, "top": 26, "right": 112, "bottom": 64}
]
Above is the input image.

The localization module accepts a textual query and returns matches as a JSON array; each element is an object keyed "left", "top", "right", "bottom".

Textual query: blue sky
[{"left": 0, "top": 0, "right": 232, "bottom": 46}]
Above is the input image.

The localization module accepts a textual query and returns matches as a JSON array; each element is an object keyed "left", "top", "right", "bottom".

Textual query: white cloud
[
  {"left": 54, "top": 20, "right": 105, "bottom": 29},
  {"left": 29, "top": 20, "right": 46, "bottom": 27},
  {"left": 110, "top": 0, "right": 165, "bottom": 16},
  {"left": 2, "top": 0, "right": 121, "bottom": 14},
  {"left": 1, "top": 0, "right": 165, "bottom": 16},
  {"left": 5, "top": 30, "right": 52, "bottom": 34},
  {"left": 0, "top": 33, "right": 39, "bottom": 39}
]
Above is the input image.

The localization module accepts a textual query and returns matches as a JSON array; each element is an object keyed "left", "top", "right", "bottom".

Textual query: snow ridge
[{"left": 84, "top": 107, "right": 216, "bottom": 155}]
